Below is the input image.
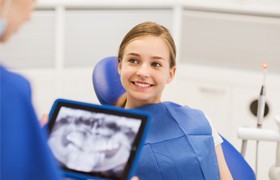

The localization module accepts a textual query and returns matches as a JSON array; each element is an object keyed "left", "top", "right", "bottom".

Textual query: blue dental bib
[{"left": 134, "top": 102, "right": 220, "bottom": 180}]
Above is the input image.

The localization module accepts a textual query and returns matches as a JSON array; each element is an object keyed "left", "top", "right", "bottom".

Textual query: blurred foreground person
[{"left": 0, "top": 0, "right": 61, "bottom": 179}]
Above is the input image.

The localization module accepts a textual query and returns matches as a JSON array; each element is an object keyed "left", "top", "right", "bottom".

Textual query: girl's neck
[{"left": 125, "top": 98, "right": 161, "bottom": 109}]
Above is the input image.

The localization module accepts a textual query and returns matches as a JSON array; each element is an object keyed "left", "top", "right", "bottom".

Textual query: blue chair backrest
[
  {"left": 92, "top": 56, "right": 256, "bottom": 180},
  {"left": 221, "top": 136, "right": 256, "bottom": 180},
  {"left": 92, "top": 56, "right": 125, "bottom": 105}
]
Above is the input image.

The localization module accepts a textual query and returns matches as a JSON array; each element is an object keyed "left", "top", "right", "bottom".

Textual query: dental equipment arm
[{"left": 238, "top": 115, "right": 280, "bottom": 180}]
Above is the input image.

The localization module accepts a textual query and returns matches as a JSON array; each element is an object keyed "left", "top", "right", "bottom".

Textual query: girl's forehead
[{"left": 124, "top": 36, "right": 169, "bottom": 56}]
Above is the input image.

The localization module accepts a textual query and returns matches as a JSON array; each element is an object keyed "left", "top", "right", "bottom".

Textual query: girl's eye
[
  {"left": 128, "top": 58, "right": 138, "bottom": 64},
  {"left": 151, "top": 62, "right": 161, "bottom": 67}
]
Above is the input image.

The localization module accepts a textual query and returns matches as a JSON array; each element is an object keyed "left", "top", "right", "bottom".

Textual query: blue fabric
[
  {"left": 134, "top": 102, "right": 220, "bottom": 180},
  {"left": 0, "top": 65, "right": 61, "bottom": 180}
]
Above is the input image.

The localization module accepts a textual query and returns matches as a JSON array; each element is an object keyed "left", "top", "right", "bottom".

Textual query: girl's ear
[
  {"left": 167, "top": 66, "right": 176, "bottom": 84},
  {"left": 118, "top": 61, "right": 122, "bottom": 74}
]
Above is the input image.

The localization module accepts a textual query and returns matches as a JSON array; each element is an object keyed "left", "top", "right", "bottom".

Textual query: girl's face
[{"left": 118, "top": 35, "right": 176, "bottom": 108}]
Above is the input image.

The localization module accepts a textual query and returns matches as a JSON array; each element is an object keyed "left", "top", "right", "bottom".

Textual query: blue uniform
[
  {"left": 134, "top": 102, "right": 220, "bottom": 180},
  {"left": 0, "top": 65, "right": 61, "bottom": 180}
]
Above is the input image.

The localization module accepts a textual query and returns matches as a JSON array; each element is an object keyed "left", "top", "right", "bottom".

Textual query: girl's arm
[{"left": 215, "top": 144, "right": 233, "bottom": 180}]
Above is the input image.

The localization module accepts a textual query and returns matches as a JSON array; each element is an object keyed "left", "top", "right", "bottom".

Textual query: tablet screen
[{"left": 47, "top": 99, "right": 149, "bottom": 180}]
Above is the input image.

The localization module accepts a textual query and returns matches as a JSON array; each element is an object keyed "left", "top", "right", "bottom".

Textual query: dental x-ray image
[{"left": 48, "top": 106, "right": 142, "bottom": 178}]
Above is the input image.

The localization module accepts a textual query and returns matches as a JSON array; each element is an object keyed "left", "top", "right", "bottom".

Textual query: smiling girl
[{"left": 116, "top": 22, "right": 233, "bottom": 180}]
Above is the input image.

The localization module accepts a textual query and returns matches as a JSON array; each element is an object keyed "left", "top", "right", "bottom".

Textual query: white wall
[{"left": 1, "top": 0, "right": 280, "bottom": 179}]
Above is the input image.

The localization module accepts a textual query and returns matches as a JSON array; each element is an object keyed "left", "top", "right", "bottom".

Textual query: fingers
[
  {"left": 131, "top": 176, "right": 139, "bottom": 180},
  {"left": 40, "top": 113, "right": 49, "bottom": 126}
]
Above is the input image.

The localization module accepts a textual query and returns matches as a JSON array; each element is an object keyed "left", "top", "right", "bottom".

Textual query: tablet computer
[{"left": 47, "top": 98, "right": 150, "bottom": 180}]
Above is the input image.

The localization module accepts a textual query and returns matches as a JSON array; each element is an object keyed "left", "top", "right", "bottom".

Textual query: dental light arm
[{"left": 238, "top": 127, "right": 280, "bottom": 143}]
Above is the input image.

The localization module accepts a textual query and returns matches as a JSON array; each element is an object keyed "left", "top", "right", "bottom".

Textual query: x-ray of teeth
[{"left": 48, "top": 107, "right": 141, "bottom": 177}]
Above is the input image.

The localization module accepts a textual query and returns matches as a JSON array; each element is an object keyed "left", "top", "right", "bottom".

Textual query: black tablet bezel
[{"left": 47, "top": 99, "right": 150, "bottom": 180}]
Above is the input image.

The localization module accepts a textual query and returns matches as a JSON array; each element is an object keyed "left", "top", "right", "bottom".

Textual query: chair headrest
[{"left": 92, "top": 56, "right": 125, "bottom": 105}]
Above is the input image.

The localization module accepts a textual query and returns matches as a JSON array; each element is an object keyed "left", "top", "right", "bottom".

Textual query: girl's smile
[{"left": 132, "top": 81, "right": 154, "bottom": 88}]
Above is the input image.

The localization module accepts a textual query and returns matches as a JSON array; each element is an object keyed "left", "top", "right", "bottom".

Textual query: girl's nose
[{"left": 136, "top": 64, "right": 150, "bottom": 78}]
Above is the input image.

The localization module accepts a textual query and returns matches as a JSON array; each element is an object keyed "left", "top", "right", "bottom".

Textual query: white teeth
[{"left": 134, "top": 82, "right": 151, "bottom": 87}]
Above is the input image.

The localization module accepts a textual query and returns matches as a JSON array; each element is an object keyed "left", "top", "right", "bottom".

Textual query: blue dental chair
[{"left": 92, "top": 56, "right": 256, "bottom": 180}]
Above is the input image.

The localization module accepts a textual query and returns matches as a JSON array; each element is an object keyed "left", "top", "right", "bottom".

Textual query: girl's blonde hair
[{"left": 116, "top": 21, "right": 176, "bottom": 107}]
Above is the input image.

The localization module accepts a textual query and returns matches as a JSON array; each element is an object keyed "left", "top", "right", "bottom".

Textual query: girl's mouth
[{"left": 132, "top": 81, "right": 153, "bottom": 88}]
